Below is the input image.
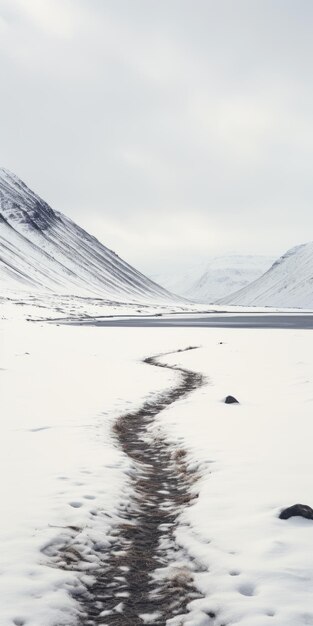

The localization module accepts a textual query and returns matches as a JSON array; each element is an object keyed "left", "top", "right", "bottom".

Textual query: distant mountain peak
[
  {"left": 220, "top": 242, "right": 313, "bottom": 308},
  {"left": 150, "top": 254, "right": 275, "bottom": 303}
]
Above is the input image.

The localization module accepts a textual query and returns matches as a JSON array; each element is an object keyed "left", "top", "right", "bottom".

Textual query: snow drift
[
  {"left": 0, "top": 168, "right": 178, "bottom": 303},
  {"left": 220, "top": 243, "right": 313, "bottom": 308}
]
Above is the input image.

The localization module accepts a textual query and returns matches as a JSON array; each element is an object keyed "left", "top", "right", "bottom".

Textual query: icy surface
[
  {"left": 0, "top": 168, "right": 178, "bottom": 304},
  {"left": 220, "top": 242, "right": 313, "bottom": 308}
]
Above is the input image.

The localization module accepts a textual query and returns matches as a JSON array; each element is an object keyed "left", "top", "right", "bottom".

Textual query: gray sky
[{"left": 0, "top": 0, "right": 313, "bottom": 273}]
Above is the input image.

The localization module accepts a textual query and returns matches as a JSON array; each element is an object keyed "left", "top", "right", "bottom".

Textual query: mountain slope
[
  {"left": 219, "top": 243, "right": 313, "bottom": 308},
  {"left": 151, "top": 255, "right": 274, "bottom": 303},
  {"left": 0, "top": 169, "right": 179, "bottom": 303}
]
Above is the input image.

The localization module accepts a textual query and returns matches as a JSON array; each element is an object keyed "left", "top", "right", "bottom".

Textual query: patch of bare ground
[{"left": 75, "top": 348, "right": 207, "bottom": 625}]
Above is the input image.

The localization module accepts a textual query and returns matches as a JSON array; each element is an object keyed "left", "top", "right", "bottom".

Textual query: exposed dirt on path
[{"left": 78, "top": 348, "right": 206, "bottom": 626}]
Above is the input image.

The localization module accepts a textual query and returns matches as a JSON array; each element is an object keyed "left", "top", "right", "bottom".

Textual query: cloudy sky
[{"left": 0, "top": 0, "right": 312, "bottom": 273}]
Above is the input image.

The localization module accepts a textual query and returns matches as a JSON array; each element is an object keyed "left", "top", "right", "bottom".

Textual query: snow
[
  {"left": 0, "top": 320, "right": 176, "bottom": 625},
  {"left": 153, "top": 329, "right": 313, "bottom": 625},
  {"left": 0, "top": 168, "right": 179, "bottom": 304},
  {"left": 150, "top": 255, "right": 274, "bottom": 303},
  {"left": 220, "top": 242, "right": 313, "bottom": 308},
  {"left": 1, "top": 308, "right": 313, "bottom": 625},
  {"left": 0, "top": 292, "right": 210, "bottom": 323}
]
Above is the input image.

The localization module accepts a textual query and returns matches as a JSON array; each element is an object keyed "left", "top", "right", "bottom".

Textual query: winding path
[{"left": 79, "top": 347, "right": 206, "bottom": 626}]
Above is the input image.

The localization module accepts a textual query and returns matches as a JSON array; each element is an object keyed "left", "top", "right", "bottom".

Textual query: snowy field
[
  {"left": 1, "top": 315, "right": 313, "bottom": 625},
  {"left": 1, "top": 291, "right": 308, "bottom": 326}
]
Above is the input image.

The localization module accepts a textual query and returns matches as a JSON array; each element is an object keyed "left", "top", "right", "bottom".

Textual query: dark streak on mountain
[{"left": 0, "top": 168, "right": 180, "bottom": 303}]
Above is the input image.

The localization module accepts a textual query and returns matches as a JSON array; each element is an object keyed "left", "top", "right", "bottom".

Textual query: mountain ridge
[
  {"left": 219, "top": 242, "right": 313, "bottom": 308},
  {"left": 0, "top": 168, "right": 180, "bottom": 303},
  {"left": 150, "top": 254, "right": 275, "bottom": 303}
]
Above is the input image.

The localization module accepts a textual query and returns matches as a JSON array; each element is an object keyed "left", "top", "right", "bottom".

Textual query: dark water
[{"left": 69, "top": 314, "right": 313, "bottom": 329}]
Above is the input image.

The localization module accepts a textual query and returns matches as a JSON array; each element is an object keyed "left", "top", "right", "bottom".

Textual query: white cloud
[
  {"left": 0, "top": 0, "right": 313, "bottom": 270},
  {"left": 6, "top": 0, "right": 80, "bottom": 37}
]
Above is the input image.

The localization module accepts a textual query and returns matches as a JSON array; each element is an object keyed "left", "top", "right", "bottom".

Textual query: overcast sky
[{"left": 0, "top": 0, "right": 313, "bottom": 273}]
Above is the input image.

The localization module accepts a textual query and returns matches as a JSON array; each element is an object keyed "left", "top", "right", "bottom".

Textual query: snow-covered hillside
[
  {"left": 220, "top": 243, "right": 313, "bottom": 308},
  {"left": 151, "top": 255, "right": 274, "bottom": 303},
  {"left": 0, "top": 168, "right": 178, "bottom": 303}
]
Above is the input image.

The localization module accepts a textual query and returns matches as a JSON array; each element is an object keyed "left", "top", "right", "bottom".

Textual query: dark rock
[
  {"left": 279, "top": 503, "right": 313, "bottom": 520},
  {"left": 224, "top": 395, "right": 239, "bottom": 404}
]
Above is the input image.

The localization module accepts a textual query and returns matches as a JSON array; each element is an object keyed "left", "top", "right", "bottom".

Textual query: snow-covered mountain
[
  {"left": 0, "top": 168, "right": 178, "bottom": 303},
  {"left": 151, "top": 255, "right": 274, "bottom": 303},
  {"left": 220, "top": 243, "right": 313, "bottom": 308}
]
